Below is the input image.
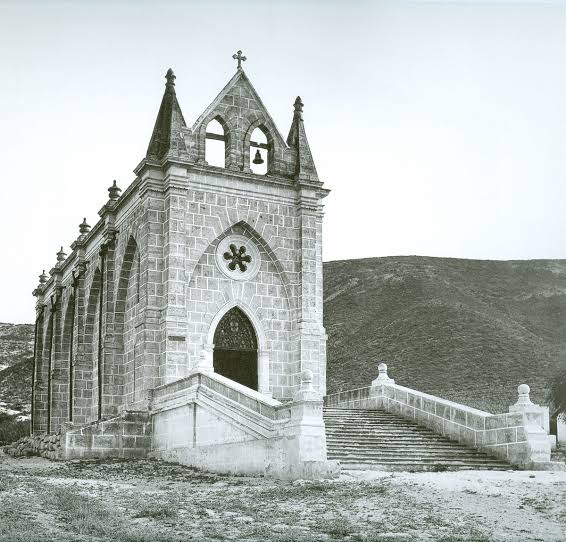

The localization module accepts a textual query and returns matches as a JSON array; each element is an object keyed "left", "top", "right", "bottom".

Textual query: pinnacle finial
[
  {"left": 165, "top": 68, "right": 176, "bottom": 87},
  {"left": 39, "top": 270, "right": 48, "bottom": 284},
  {"left": 79, "top": 217, "right": 91, "bottom": 235},
  {"left": 515, "top": 384, "right": 533, "bottom": 406},
  {"left": 294, "top": 96, "right": 304, "bottom": 114},
  {"left": 232, "top": 50, "right": 247, "bottom": 70},
  {"left": 371, "top": 362, "right": 395, "bottom": 386},
  {"left": 56, "top": 246, "right": 67, "bottom": 263},
  {"left": 108, "top": 180, "right": 122, "bottom": 201}
]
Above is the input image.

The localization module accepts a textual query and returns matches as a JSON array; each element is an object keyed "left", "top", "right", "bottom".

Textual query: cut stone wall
[
  {"left": 61, "top": 411, "right": 151, "bottom": 459},
  {"left": 31, "top": 67, "right": 329, "bottom": 438}
]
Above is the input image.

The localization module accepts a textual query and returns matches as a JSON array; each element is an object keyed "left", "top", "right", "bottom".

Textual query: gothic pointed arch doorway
[{"left": 213, "top": 307, "right": 258, "bottom": 390}]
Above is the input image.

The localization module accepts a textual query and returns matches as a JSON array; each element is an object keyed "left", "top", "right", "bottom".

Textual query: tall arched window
[
  {"left": 205, "top": 119, "right": 226, "bottom": 168},
  {"left": 250, "top": 127, "right": 268, "bottom": 175},
  {"left": 213, "top": 307, "right": 258, "bottom": 390}
]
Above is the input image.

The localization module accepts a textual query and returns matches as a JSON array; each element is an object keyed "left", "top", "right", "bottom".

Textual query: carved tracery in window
[
  {"left": 223, "top": 244, "right": 252, "bottom": 272},
  {"left": 213, "top": 307, "right": 258, "bottom": 351}
]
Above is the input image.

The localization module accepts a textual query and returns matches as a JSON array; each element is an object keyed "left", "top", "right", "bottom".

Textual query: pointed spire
[
  {"left": 146, "top": 68, "right": 188, "bottom": 161},
  {"left": 286, "top": 96, "right": 318, "bottom": 182}
]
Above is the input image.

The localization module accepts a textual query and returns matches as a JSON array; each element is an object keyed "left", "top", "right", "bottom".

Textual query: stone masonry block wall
[
  {"left": 186, "top": 221, "right": 295, "bottom": 398},
  {"left": 177, "top": 182, "right": 326, "bottom": 398},
  {"left": 32, "top": 66, "right": 329, "bottom": 438},
  {"left": 61, "top": 411, "right": 151, "bottom": 459}
]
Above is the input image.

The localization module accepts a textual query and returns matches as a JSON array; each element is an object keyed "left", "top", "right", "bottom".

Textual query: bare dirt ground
[{"left": 1, "top": 450, "right": 565, "bottom": 542}]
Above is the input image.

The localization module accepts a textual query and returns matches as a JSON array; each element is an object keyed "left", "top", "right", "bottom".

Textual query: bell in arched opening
[
  {"left": 252, "top": 149, "right": 264, "bottom": 165},
  {"left": 249, "top": 127, "right": 268, "bottom": 174}
]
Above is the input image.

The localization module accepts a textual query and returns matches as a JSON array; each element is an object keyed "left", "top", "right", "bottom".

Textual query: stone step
[
  {"left": 328, "top": 447, "right": 494, "bottom": 456},
  {"left": 329, "top": 453, "right": 500, "bottom": 463},
  {"left": 327, "top": 443, "right": 488, "bottom": 454},
  {"left": 338, "top": 458, "right": 512, "bottom": 470},
  {"left": 323, "top": 407, "right": 509, "bottom": 471},
  {"left": 327, "top": 435, "right": 472, "bottom": 444},
  {"left": 340, "top": 462, "right": 512, "bottom": 472},
  {"left": 327, "top": 430, "right": 452, "bottom": 437}
]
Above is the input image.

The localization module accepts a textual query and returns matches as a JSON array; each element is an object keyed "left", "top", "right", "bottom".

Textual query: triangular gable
[{"left": 192, "top": 69, "right": 288, "bottom": 149}]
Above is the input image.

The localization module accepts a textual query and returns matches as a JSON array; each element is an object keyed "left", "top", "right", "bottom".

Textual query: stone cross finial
[
  {"left": 165, "top": 68, "right": 176, "bottom": 87},
  {"left": 108, "top": 180, "right": 122, "bottom": 201},
  {"left": 79, "top": 217, "right": 91, "bottom": 235},
  {"left": 56, "top": 246, "right": 67, "bottom": 263},
  {"left": 232, "top": 50, "right": 247, "bottom": 70}
]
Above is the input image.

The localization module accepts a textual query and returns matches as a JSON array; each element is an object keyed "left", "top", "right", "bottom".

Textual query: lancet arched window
[
  {"left": 249, "top": 127, "right": 268, "bottom": 175},
  {"left": 205, "top": 119, "right": 226, "bottom": 168}
]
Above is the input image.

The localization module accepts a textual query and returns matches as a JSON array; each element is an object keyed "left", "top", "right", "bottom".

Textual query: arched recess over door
[{"left": 213, "top": 306, "right": 258, "bottom": 390}]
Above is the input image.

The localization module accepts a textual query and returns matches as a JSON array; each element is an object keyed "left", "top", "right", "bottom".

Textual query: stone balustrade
[{"left": 325, "top": 363, "right": 557, "bottom": 470}]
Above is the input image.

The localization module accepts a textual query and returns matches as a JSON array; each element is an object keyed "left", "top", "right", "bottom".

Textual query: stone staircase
[{"left": 324, "top": 407, "right": 512, "bottom": 471}]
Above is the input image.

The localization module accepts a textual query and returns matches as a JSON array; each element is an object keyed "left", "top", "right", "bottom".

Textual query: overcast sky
[{"left": 1, "top": 0, "right": 566, "bottom": 323}]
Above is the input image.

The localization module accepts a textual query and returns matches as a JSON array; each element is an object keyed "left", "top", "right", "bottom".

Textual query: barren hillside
[
  {"left": 324, "top": 257, "right": 566, "bottom": 412},
  {"left": 1, "top": 258, "right": 565, "bottom": 417}
]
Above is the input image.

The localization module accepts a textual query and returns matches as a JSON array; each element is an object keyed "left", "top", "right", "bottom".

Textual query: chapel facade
[{"left": 31, "top": 54, "right": 329, "bottom": 445}]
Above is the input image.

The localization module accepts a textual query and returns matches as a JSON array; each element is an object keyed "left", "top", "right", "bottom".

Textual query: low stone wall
[
  {"left": 61, "top": 411, "right": 151, "bottom": 459},
  {"left": 4, "top": 432, "right": 63, "bottom": 459},
  {"left": 4, "top": 411, "right": 152, "bottom": 461},
  {"left": 325, "top": 364, "right": 557, "bottom": 470}
]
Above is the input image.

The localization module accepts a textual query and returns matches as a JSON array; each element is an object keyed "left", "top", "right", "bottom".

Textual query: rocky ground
[{"left": 1, "top": 451, "right": 565, "bottom": 542}]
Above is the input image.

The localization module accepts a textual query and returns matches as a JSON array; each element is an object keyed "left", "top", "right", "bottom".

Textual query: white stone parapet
[
  {"left": 149, "top": 368, "right": 339, "bottom": 480},
  {"left": 324, "top": 368, "right": 558, "bottom": 470}
]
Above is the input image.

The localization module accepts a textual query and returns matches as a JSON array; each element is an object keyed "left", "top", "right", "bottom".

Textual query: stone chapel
[
  {"left": 27, "top": 54, "right": 556, "bottom": 476},
  {"left": 30, "top": 54, "right": 337, "bottom": 478}
]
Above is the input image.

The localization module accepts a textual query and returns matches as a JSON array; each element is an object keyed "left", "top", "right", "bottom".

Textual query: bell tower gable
[{"left": 192, "top": 69, "right": 289, "bottom": 175}]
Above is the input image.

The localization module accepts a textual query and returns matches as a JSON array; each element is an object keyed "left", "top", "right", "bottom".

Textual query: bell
[{"left": 252, "top": 149, "right": 264, "bottom": 165}]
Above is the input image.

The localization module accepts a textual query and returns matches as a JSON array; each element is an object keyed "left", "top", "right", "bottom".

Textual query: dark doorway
[{"left": 213, "top": 307, "right": 258, "bottom": 390}]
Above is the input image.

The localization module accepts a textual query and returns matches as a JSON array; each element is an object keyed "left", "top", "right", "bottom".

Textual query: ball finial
[
  {"left": 301, "top": 369, "right": 313, "bottom": 384},
  {"left": 518, "top": 384, "right": 530, "bottom": 396}
]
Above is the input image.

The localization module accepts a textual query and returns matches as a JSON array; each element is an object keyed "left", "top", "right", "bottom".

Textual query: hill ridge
[{"left": 1, "top": 256, "right": 565, "bottom": 417}]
